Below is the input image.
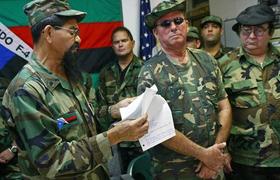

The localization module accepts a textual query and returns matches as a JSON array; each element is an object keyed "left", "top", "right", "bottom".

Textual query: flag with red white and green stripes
[{"left": 0, "top": 0, "right": 123, "bottom": 80}]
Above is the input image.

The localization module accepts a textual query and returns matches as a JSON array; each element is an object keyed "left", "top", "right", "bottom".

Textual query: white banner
[{"left": 0, "top": 22, "right": 32, "bottom": 61}]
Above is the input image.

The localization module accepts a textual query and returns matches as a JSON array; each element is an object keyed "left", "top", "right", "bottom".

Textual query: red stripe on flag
[
  {"left": 65, "top": 115, "right": 77, "bottom": 122},
  {"left": 9, "top": 21, "right": 123, "bottom": 49},
  {"left": 79, "top": 21, "right": 123, "bottom": 48},
  {"left": 10, "top": 26, "right": 33, "bottom": 48}
]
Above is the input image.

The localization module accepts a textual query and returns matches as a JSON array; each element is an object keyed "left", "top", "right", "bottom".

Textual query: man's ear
[
  {"left": 221, "top": 27, "right": 224, "bottom": 36},
  {"left": 153, "top": 28, "right": 158, "bottom": 39},
  {"left": 42, "top": 25, "right": 54, "bottom": 43},
  {"left": 196, "top": 40, "right": 201, "bottom": 49}
]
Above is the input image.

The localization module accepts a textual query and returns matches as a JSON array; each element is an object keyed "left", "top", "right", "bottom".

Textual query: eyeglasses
[
  {"left": 240, "top": 25, "right": 268, "bottom": 37},
  {"left": 156, "top": 17, "right": 186, "bottom": 28},
  {"left": 54, "top": 26, "right": 80, "bottom": 37}
]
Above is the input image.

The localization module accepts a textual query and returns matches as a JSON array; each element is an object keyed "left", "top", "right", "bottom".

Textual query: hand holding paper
[{"left": 120, "top": 85, "right": 175, "bottom": 151}]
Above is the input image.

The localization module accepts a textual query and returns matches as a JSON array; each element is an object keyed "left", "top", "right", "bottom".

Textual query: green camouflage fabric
[
  {"left": 187, "top": 26, "right": 200, "bottom": 39},
  {"left": 137, "top": 49, "right": 227, "bottom": 178},
  {"left": 218, "top": 44, "right": 280, "bottom": 167},
  {"left": 96, "top": 55, "right": 143, "bottom": 173},
  {"left": 23, "top": 0, "right": 86, "bottom": 26},
  {"left": 145, "top": 0, "right": 186, "bottom": 30},
  {"left": 0, "top": 77, "right": 12, "bottom": 153},
  {"left": 0, "top": 77, "right": 22, "bottom": 180},
  {"left": 96, "top": 55, "right": 143, "bottom": 131},
  {"left": 200, "top": 15, "right": 223, "bottom": 27},
  {"left": 211, "top": 46, "right": 233, "bottom": 60},
  {"left": 2, "top": 54, "right": 112, "bottom": 179}
]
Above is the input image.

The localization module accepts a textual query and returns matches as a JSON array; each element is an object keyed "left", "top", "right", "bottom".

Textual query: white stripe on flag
[{"left": 0, "top": 22, "right": 33, "bottom": 61}]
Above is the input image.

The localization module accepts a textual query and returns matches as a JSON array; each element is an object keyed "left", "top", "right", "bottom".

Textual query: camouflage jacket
[
  {"left": 218, "top": 44, "right": 280, "bottom": 167},
  {"left": 214, "top": 46, "right": 234, "bottom": 60},
  {"left": 96, "top": 55, "right": 143, "bottom": 131},
  {"left": 0, "top": 77, "right": 12, "bottom": 152},
  {"left": 2, "top": 54, "right": 112, "bottom": 179},
  {"left": 137, "top": 49, "right": 227, "bottom": 175},
  {"left": 202, "top": 46, "right": 234, "bottom": 60},
  {"left": 0, "top": 77, "right": 22, "bottom": 179}
]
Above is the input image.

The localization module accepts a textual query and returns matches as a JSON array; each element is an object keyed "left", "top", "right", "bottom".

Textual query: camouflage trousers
[
  {"left": 225, "top": 162, "right": 280, "bottom": 180},
  {"left": 154, "top": 170, "right": 224, "bottom": 180},
  {"left": 0, "top": 159, "right": 23, "bottom": 180},
  {"left": 152, "top": 161, "right": 225, "bottom": 180}
]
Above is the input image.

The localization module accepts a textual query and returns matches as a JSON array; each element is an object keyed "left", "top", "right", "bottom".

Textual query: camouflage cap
[
  {"left": 232, "top": 4, "right": 275, "bottom": 32},
  {"left": 187, "top": 26, "right": 200, "bottom": 39},
  {"left": 200, "top": 15, "right": 222, "bottom": 27},
  {"left": 23, "top": 0, "right": 87, "bottom": 26},
  {"left": 145, "top": 0, "right": 186, "bottom": 30}
]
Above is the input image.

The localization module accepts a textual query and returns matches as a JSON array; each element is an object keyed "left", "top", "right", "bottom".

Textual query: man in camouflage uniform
[
  {"left": 200, "top": 15, "right": 233, "bottom": 60},
  {"left": 186, "top": 26, "right": 201, "bottom": 49},
  {"left": 0, "top": 77, "right": 22, "bottom": 180},
  {"left": 218, "top": 4, "right": 280, "bottom": 179},
  {"left": 138, "top": 0, "right": 232, "bottom": 179},
  {"left": 97, "top": 26, "right": 143, "bottom": 131},
  {"left": 96, "top": 26, "right": 144, "bottom": 173},
  {"left": 2, "top": 0, "right": 149, "bottom": 179}
]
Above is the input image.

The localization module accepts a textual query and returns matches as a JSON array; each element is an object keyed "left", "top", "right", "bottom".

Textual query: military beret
[
  {"left": 23, "top": 0, "right": 86, "bottom": 26},
  {"left": 145, "top": 0, "right": 186, "bottom": 30},
  {"left": 232, "top": 4, "right": 275, "bottom": 32},
  {"left": 200, "top": 15, "right": 222, "bottom": 27},
  {"left": 187, "top": 26, "right": 200, "bottom": 39}
]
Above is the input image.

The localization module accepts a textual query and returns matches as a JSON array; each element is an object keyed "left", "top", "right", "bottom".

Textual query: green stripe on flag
[
  {"left": 0, "top": 0, "right": 123, "bottom": 27},
  {"left": 70, "top": 0, "right": 123, "bottom": 23},
  {"left": 0, "top": 0, "right": 29, "bottom": 26}
]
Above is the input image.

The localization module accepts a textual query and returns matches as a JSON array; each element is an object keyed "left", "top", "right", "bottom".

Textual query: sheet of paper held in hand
[{"left": 120, "top": 85, "right": 175, "bottom": 151}]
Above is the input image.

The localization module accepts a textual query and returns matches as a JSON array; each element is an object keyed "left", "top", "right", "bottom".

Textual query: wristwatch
[{"left": 8, "top": 145, "right": 18, "bottom": 154}]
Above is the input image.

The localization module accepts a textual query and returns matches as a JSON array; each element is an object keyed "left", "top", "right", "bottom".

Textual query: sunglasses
[{"left": 156, "top": 17, "right": 186, "bottom": 28}]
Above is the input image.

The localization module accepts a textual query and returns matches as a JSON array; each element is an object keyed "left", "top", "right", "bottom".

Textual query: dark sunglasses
[{"left": 156, "top": 17, "right": 186, "bottom": 28}]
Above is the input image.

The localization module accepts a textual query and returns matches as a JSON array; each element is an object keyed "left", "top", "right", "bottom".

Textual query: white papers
[{"left": 120, "top": 85, "right": 175, "bottom": 151}]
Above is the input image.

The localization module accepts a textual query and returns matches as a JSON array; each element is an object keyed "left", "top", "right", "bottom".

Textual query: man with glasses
[
  {"left": 1, "top": 0, "right": 149, "bottom": 179},
  {"left": 218, "top": 4, "right": 280, "bottom": 179},
  {"left": 138, "top": 0, "right": 232, "bottom": 179},
  {"left": 200, "top": 15, "right": 233, "bottom": 60}
]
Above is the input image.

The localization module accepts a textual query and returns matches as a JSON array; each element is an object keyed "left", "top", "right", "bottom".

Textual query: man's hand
[
  {"left": 0, "top": 148, "right": 15, "bottom": 164},
  {"left": 196, "top": 162, "right": 219, "bottom": 179},
  {"left": 108, "top": 113, "right": 149, "bottom": 145},
  {"left": 223, "top": 152, "right": 232, "bottom": 173},
  {"left": 199, "top": 143, "right": 226, "bottom": 172},
  {"left": 110, "top": 97, "right": 135, "bottom": 119}
]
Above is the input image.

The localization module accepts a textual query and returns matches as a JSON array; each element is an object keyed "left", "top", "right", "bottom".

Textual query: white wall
[
  {"left": 209, "top": 0, "right": 258, "bottom": 48},
  {"left": 209, "top": 0, "right": 258, "bottom": 20},
  {"left": 122, "top": 0, "right": 162, "bottom": 55}
]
